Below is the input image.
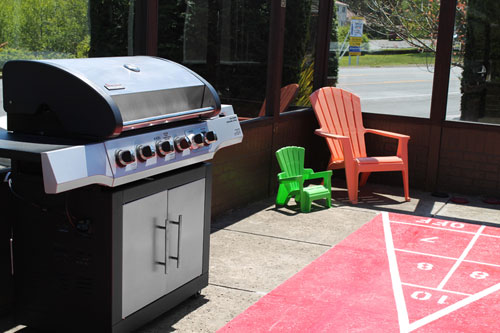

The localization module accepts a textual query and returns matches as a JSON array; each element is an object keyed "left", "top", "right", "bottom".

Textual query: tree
[
  {"left": 344, "top": 0, "right": 467, "bottom": 66},
  {"left": 89, "top": 0, "right": 130, "bottom": 57},
  {"left": 0, "top": 0, "right": 89, "bottom": 56},
  {"left": 460, "top": 0, "right": 500, "bottom": 121}
]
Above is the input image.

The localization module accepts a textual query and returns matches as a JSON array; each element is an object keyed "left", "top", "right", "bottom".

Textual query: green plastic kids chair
[{"left": 275, "top": 146, "right": 332, "bottom": 213}]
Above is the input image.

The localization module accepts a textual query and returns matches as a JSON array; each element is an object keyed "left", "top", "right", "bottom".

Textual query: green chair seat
[{"left": 275, "top": 146, "right": 332, "bottom": 213}]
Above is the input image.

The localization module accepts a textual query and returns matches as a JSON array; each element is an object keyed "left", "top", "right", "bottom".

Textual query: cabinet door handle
[
  {"left": 168, "top": 215, "right": 182, "bottom": 268},
  {"left": 155, "top": 220, "right": 168, "bottom": 275}
]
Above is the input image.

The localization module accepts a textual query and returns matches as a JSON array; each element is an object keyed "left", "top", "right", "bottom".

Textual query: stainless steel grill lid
[{"left": 2, "top": 56, "right": 221, "bottom": 139}]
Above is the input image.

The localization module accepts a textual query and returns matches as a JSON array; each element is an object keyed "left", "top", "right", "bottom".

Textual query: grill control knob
[
  {"left": 136, "top": 144, "right": 156, "bottom": 161},
  {"left": 116, "top": 149, "right": 136, "bottom": 167},
  {"left": 204, "top": 131, "right": 218, "bottom": 145},
  {"left": 189, "top": 133, "right": 205, "bottom": 149},
  {"left": 174, "top": 136, "right": 191, "bottom": 152},
  {"left": 156, "top": 139, "right": 174, "bottom": 157}
]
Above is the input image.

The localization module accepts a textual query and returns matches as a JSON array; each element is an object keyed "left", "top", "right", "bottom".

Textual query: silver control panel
[{"left": 40, "top": 105, "right": 243, "bottom": 194}]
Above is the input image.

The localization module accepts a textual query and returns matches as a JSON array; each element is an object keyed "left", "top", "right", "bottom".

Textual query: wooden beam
[
  {"left": 145, "top": 0, "right": 158, "bottom": 56},
  {"left": 313, "top": 0, "right": 333, "bottom": 91},
  {"left": 265, "top": 0, "right": 286, "bottom": 120},
  {"left": 425, "top": 0, "right": 457, "bottom": 191}
]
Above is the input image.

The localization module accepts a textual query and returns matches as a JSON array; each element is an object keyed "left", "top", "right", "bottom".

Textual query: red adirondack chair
[
  {"left": 239, "top": 83, "right": 299, "bottom": 120},
  {"left": 310, "top": 87, "right": 410, "bottom": 204}
]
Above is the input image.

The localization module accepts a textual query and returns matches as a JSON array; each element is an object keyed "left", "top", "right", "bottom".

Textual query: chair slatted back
[
  {"left": 276, "top": 146, "right": 305, "bottom": 176},
  {"left": 259, "top": 83, "right": 299, "bottom": 117},
  {"left": 310, "top": 87, "right": 367, "bottom": 163},
  {"left": 276, "top": 146, "right": 305, "bottom": 194}
]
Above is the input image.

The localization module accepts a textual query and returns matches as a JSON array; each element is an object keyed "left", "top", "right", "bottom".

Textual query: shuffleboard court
[{"left": 218, "top": 212, "right": 500, "bottom": 332}]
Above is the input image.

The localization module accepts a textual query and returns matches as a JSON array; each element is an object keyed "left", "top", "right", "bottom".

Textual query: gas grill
[{"left": 0, "top": 56, "right": 242, "bottom": 332}]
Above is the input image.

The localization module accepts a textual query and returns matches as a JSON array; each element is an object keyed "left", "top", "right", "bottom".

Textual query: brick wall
[
  {"left": 437, "top": 126, "right": 500, "bottom": 196},
  {"left": 211, "top": 119, "right": 274, "bottom": 217},
  {"left": 210, "top": 110, "right": 500, "bottom": 218},
  {"left": 210, "top": 110, "right": 328, "bottom": 217},
  {"left": 362, "top": 115, "right": 431, "bottom": 189}
]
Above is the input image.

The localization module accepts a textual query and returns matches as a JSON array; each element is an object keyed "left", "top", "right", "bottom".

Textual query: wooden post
[
  {"left": 425, "top": 0, "right": 457, "bottom": 191},
  {"left": 145, "top": 0, "right": 158, "bottom": 56},
  {"left": 134, "top": 0, "right": 158, "bottom": 56},
  {"left": 265, "top": 0, "right": 286, "bottom": 120},
  {"left": 313, "top": 0, "right": 334, "bottom": 91}
]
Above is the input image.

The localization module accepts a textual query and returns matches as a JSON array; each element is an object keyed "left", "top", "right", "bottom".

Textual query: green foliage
[
  {"left": 282, "top": 0, "right": 312, "bottom": 86},
  {"left": 76, "top": 35, "right": 91, "bottom": 58},
  {"left": 89, "top": 0, "right": 130, "bottom": 57},
  {"left": 337, "top": 26, "right": 369, "bottom": 45},
  {"left": 460, "top": 0, "right": 500, "bottom": 120},
  {"left": 328, "top": 0, "right": 339, "bottom": 84},
  {"left": 295, "top": 57, "right": 314, "bottom": 107},
  {"left": 158, "top": 0, "right": 188, "bottom": 62},
  {"left": 0, "top": 48, "right": 73, "bottom": 69},
  {"left": 338, "top": 52, "right": 435, "bottom": 67},
  {"left": 0, "top": 0, "right": 89, "bottom": 56}
]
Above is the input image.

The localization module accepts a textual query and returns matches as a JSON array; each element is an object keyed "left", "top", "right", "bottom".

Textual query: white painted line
[
  {"left": 385, "top": 215, "right": 500, "bottom": 331},
  {"left": 392, "top": 220, "right": 500, "bottom": 240},
  {"left": 4, "top": 325, "right": 27, "bottom": 333},
  {"left": 408, "top": 282, "right": 500, "bottom": 332},
  {"left": 481, "top": 232, "right": 500, "bottom": 239},
  {"left": 361, "top": 92, "right": 460, "bottom": 101},
  {"left": 401, "top": 283, "right": 472, "bottom": 296},
  {"left": 390, "top": 220, "right": 477, "bottom": 235},
  {"left": 394, "top": 248, "right": 500, "bottom": 267},
  {"left": 463, "top": 259, "right": 500, "bottom": 268},
  {"left": 395, "top": 249, "right": 458, "bottom": 261},
  {"left": 395, "top": 248, "right": 500, "bottom": 268},
  {"left": 382, "top": 212, "right": 410, "bottom": 332},
  {"left": 436, "top": 226, "right": 485, "bottom": 290}
]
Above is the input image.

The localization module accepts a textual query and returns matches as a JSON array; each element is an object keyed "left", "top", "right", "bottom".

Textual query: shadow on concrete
[{"left": 135, "top": 295, "right": 209, "bottom": 333}]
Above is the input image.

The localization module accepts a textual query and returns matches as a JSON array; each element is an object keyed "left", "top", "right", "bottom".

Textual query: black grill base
[
  {"left": 9, "top": 162, "right": 211, "bottom": 333},
  {"left": 0, "top": 168, "right": 13, "bottom": 318}
]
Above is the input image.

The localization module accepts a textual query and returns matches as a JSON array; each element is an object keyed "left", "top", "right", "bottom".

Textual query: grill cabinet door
[
  {"left": 121, "top": 178, "right": 206, "bottom": 318},
  {"left": 166, "top": 179, "right": 205, "bottom": 293},
  {"left": 122, "top": 190, "right": 169, "bottom": 318}
]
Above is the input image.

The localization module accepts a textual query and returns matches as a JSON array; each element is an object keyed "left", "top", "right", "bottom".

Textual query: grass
[{"left": 339, "top": 52, "right": 436, "bottom": 67}]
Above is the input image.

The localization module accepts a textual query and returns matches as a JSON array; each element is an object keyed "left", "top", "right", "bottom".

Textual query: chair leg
[
  {"left": 402, "top": 169, "right": 410, "bottom": 202},
  {"left": 276, "top": 185, "right": 290, "bottom": 206},
  {"left": 359, "top": 172, "right": 371, "bottom": 187},
  {"left": 346, "top": 169, "right": 359, "bottom": 204},
  {"left": 300, "top": 192, "right": 312, "bottom": 213}
]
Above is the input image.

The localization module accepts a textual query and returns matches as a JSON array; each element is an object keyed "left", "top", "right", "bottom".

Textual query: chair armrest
[
  {"left": 365, "top": 129, "right": 410, "bottom": 159},
  {"left": 303, "top": 168, "right": 314, "bottom": 177},
  {"left": 315, "top": 129, "right": 349, "bottom": 140},
  {"left": 365, "top": 128, "right": 410, "bottom": 140},
  {"left": 315, "top": 129, "right": 355, "bottom": 164},
  {"left": 277, "top": 173, "right": 303, "bottom": 183},
  {"left": 305, "top": 170, "right": 332, "bottom": 190},
  {"left": 305, "top": 170, "right": 332, "bottom": 180}
]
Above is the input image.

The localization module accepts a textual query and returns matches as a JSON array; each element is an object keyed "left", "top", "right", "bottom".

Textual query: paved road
[
  {"left": 337, "top": 66, "right": 462, "bottom": 120},
  {"left": 0, "top": 65, "right": 463, "bottom": 121}
]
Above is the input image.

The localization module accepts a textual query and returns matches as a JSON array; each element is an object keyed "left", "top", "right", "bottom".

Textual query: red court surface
[{"left": 218, "top": 212, "right": 500, "bottom": 332}]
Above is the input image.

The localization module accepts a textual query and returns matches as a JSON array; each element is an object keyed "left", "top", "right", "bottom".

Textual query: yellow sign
[
  {"left": 349, "top": 37, "right": 362, "bottom": 47},
  {"left": 349, "top": 17, "right": 364, "bottom": 57}
]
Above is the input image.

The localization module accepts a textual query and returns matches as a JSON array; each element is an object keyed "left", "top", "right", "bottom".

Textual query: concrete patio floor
[
  {"left": 133, "top": 182, "right": 500, "bottom": 333},
  {"left": 2, "top": 181, "right": 499, "bottom": 333}
]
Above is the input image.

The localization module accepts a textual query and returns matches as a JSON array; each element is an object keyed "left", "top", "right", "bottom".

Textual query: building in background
[{"left": 336, "top": 1, "right": 349, "bottom": 26}]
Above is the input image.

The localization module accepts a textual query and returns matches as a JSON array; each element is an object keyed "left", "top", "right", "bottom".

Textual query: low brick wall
[
  {"left": 210, "top": 110, "right": 500, "bottom": 218},
  {"left": 437, "top": 125, "right": 500, "bottom": 196}
]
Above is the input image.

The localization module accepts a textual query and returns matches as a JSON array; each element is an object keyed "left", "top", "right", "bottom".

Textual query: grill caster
[{"left": 192, "top": 290, "right": 202, "bottom": 299}]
